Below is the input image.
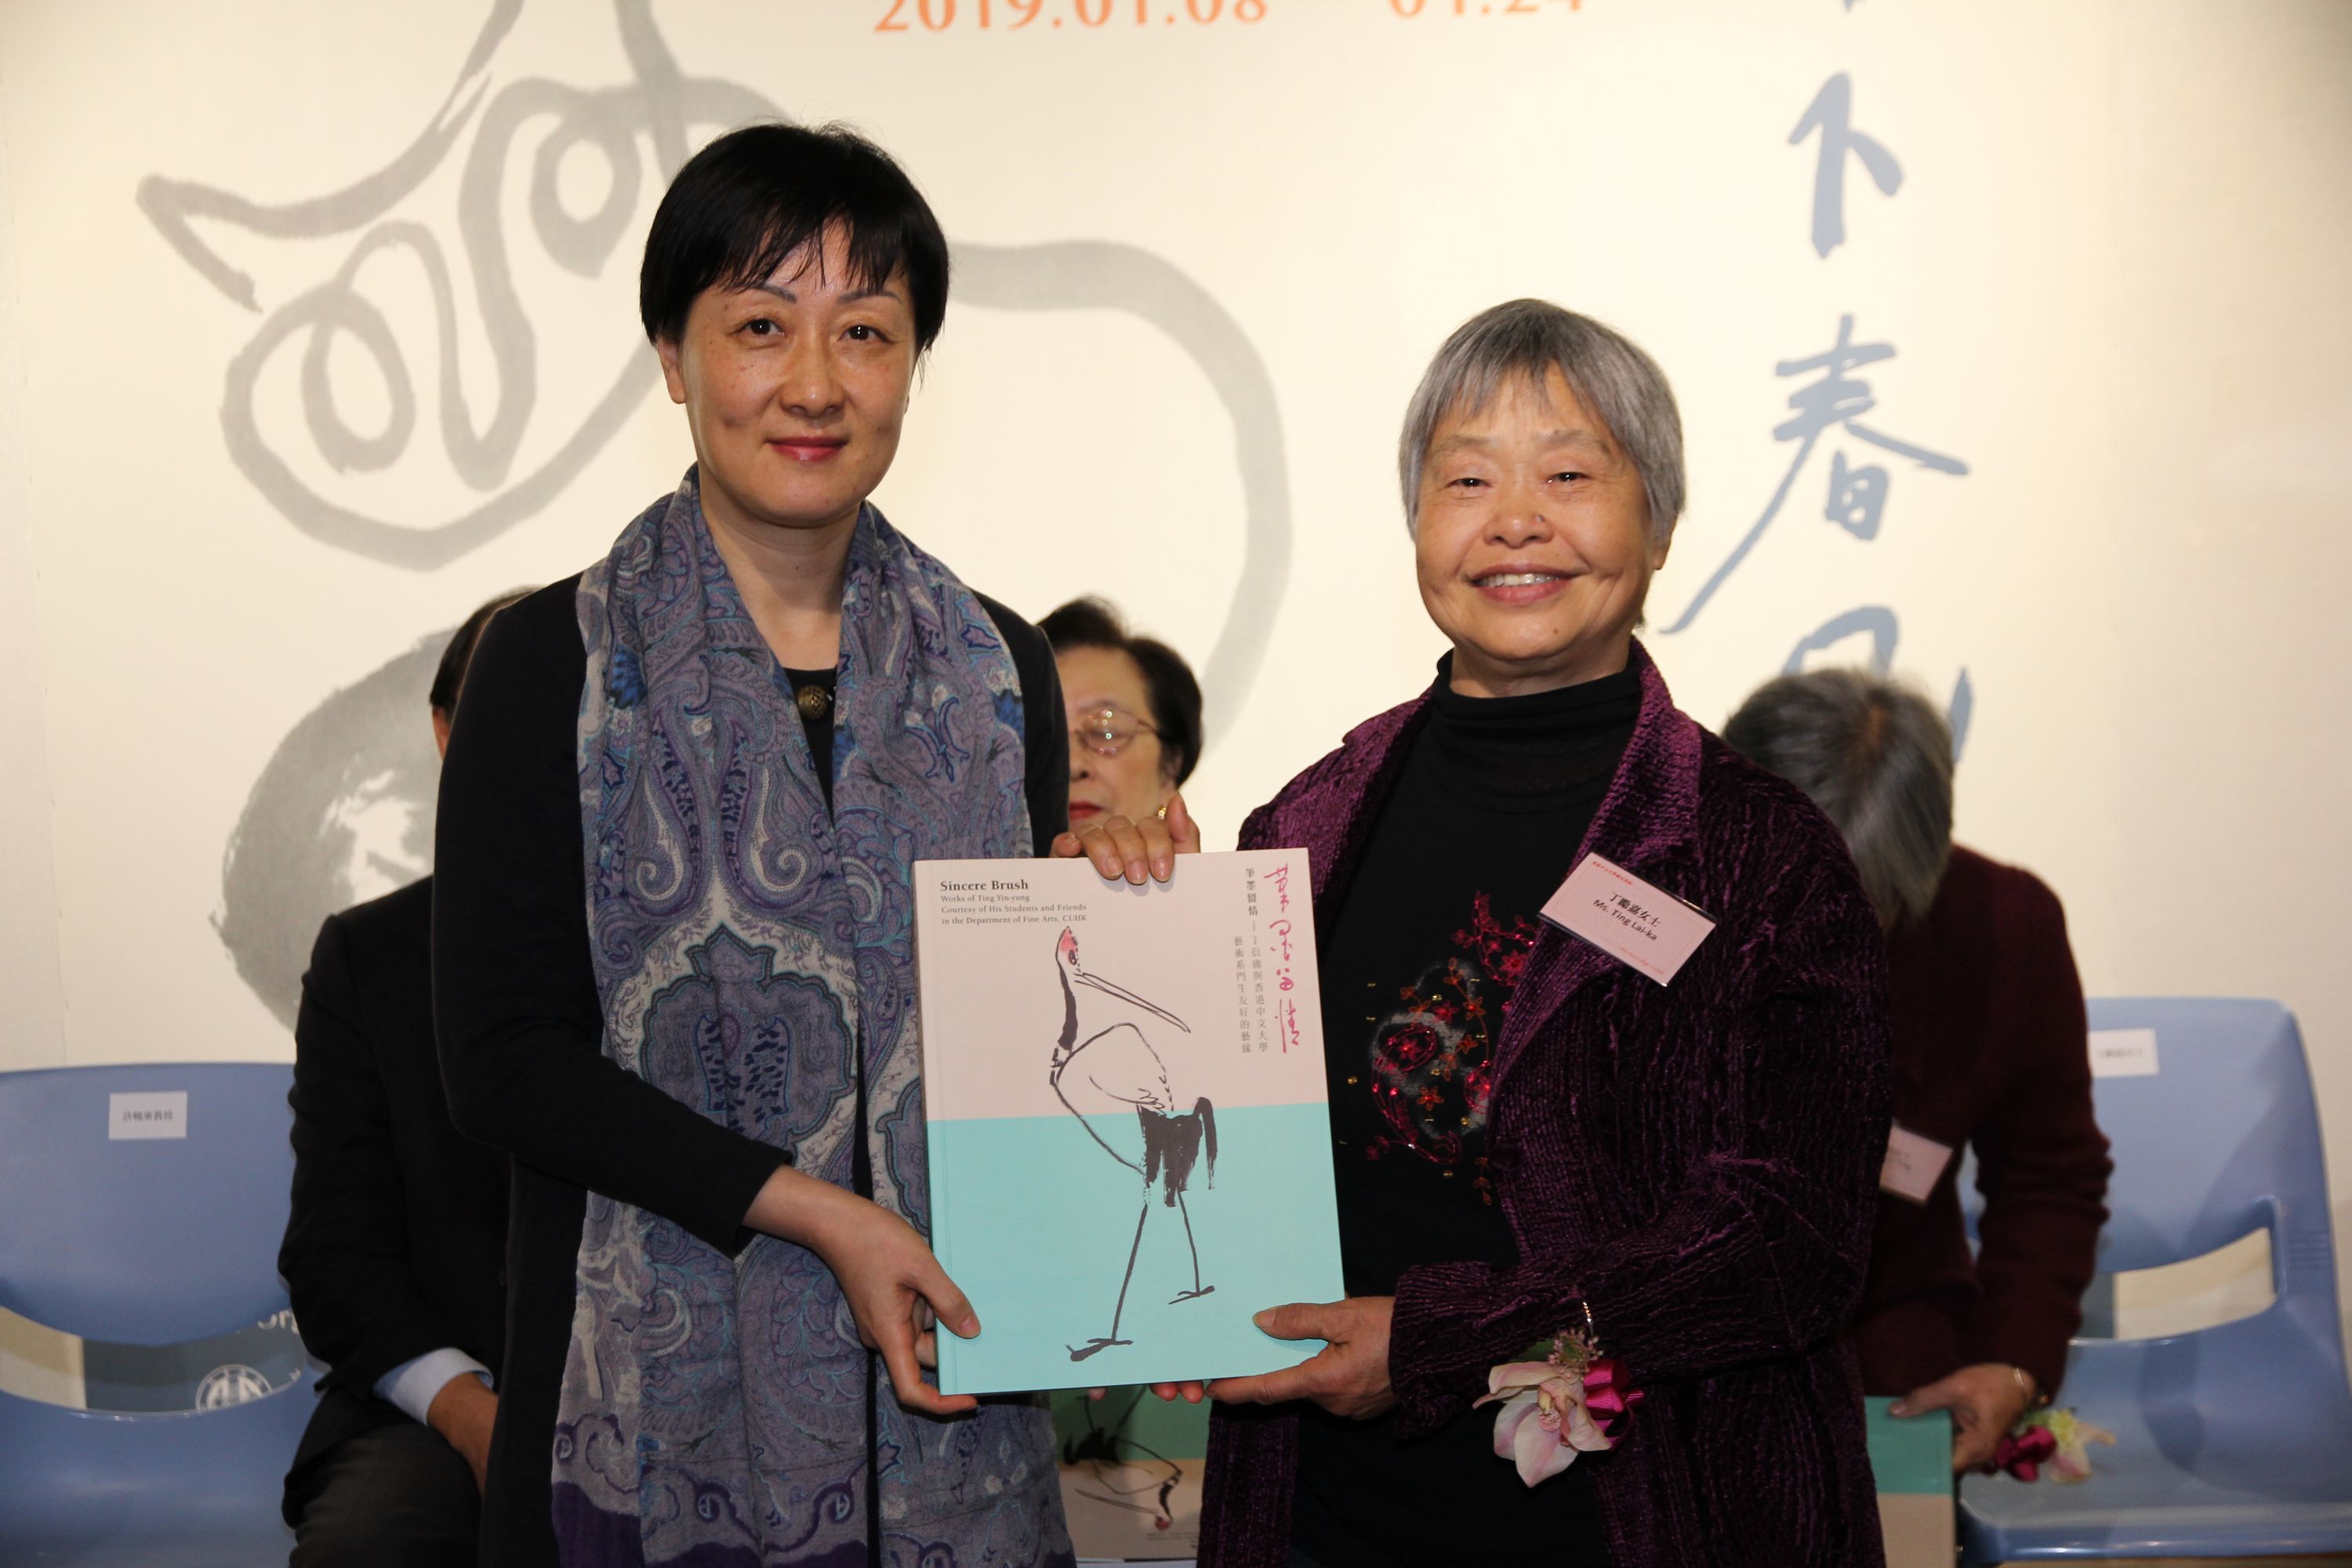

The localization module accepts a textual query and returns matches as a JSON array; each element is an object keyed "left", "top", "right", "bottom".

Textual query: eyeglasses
[{"left": 1070, "top": 706, "right": 1160, "bottom": 758}]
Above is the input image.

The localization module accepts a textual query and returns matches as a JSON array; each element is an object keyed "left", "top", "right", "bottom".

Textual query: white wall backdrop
[{"left": 2, "top": 0, "right": 2349, "bottom": 1315}]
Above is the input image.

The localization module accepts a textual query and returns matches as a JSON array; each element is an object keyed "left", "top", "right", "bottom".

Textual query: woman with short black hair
[{"left": 434, "top": 122, "right": 1100, "bottom": 1567}]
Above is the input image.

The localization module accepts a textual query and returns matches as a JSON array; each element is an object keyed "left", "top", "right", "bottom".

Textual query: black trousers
[{"left": 289, "top": 1421, "right": 481, "bottom": 1568}]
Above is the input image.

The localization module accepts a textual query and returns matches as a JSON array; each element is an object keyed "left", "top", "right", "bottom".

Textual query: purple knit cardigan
[{"left": 1202, "top": 643, "right": 1893, "bottom": 1567}]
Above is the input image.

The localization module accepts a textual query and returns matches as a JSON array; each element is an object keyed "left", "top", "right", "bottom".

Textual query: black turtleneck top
[{"left": 1290, "top": 655, "right": 1639, "bottom": 1568}]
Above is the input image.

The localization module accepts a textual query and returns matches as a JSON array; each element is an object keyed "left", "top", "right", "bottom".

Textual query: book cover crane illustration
[{"left": 914, "top": 850, "right": 1343, "bottom": 1395}]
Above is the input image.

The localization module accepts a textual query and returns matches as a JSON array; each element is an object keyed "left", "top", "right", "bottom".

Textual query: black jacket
[{"left": 279, "top": 876, "right": 509, "bottom": 1523}]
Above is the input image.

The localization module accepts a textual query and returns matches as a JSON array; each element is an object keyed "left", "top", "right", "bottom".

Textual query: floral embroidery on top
[{"left": 1363, "top": 894, "right": 1542, "bottom": 1203}]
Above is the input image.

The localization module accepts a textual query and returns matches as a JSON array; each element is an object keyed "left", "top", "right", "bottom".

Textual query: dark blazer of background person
[
  {"left": 279, "top": 874, "right": 510, "bottom": 1519},
  {"left": 1849, "top": 845, "right": 2111, "bottom": 1403},
  {"left": 1723, "top": 668, "right": 2109, "bottom": 1471}
]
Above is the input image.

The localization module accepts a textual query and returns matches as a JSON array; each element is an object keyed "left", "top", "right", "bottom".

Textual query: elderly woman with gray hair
[
  {"left": 1190, "top": 300, "right": 1894, "bottom": 1566},
  {"left": 1725, "top": 670, "right": 2110, "bottom": 1473}
]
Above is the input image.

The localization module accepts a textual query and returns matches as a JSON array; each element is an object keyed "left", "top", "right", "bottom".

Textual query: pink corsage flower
[
  {"left": 1472, "top": 1330, "right": 1643, "bottom": 1487},
  {"left": 1991, "top": 1408, "right": 2115, "bottom": 1483}
]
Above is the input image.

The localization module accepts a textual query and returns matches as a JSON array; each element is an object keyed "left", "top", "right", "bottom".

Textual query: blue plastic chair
[
  {"left": 1958, "top": 999, "right": 2352, "bottom": 1560},
  {"left": 0, "top": 1063, "right": 310, "bottom": 1566}
]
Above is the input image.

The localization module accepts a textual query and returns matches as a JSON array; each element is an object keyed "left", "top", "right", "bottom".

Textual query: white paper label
[
  {"left": 1879, "top": 1124, "right": 1954, "bottom": 1204},
  {"left": 2089, "top": 1027, "right": 2159, "bottom": 1079},
  {"left": 108, "top": 1091, "right": 188, "bottom": 1140},
  {"left": 1538, "top": 853, "right": 1717, "bottom": 985}
]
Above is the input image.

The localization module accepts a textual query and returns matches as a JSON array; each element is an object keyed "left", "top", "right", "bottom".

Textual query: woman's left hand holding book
[{"left": 746, "top": 1167, "right": 983, "bottom": 1417}]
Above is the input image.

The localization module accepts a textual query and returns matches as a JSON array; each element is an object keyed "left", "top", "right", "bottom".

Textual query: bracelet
[{"left": 1579, "top": 1298, "right": 1599, "bottom": 1348}]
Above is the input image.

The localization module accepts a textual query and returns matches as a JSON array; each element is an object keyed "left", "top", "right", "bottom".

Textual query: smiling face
[
  {"left": 655, "top": 224, "right": 916, "bottom": 544},
  {"left": 1058, "top": 644, "right": 1173, "bottom": 829},
  {"left": 1413, "top": 367, "right": 1666, "bottom": 698}
]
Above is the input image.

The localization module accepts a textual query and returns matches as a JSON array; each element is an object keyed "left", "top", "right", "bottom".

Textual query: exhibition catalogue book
[{"left": 913, "top": 850, "right": 1344, "bottom": 1396}]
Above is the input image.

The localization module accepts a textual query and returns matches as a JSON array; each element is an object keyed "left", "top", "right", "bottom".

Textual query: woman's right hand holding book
[{"left": 746, "top": 1165, "right": 982, "bottom": 1417}]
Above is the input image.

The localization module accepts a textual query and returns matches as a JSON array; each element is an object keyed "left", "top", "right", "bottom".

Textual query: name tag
[
  {"left": 109, "top": 1091, "right": 189, "bottom": 1140},
  {"left": 1539, "top": 854, "right": 1716, "bottom": 985},
  {"left": 1879, "top": 1124, "right": 1953, "bottom": 1204},
  {"left": 2089, "top": 1027, "right": 2159, "bottom": 1079}
]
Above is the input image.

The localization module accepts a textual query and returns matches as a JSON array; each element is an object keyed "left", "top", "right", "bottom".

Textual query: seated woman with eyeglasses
[{"left": 1041, "top": 597, "right": 1203, "bottom": 835}]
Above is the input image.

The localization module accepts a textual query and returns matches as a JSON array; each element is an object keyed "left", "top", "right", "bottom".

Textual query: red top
[{"left": 1846, "top": 845, "right": 2113, "bottom": 1399}]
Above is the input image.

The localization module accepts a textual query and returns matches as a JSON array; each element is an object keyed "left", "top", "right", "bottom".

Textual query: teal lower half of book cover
[{"left": 931, "top": 1102, "right": 1345, "bottom": 1395}]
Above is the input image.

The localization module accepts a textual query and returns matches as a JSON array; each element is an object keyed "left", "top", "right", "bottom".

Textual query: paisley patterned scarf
[{"left": 556, "top": 470, "right": 1069, "bottom": 1566}]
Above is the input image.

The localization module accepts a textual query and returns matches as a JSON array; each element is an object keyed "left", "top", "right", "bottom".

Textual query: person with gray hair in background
[
  {"left": 1725, "top": 670, "right": 2111, "bottom": 1474},
  {"left": 1189, "top": 299, "right": 1893, "bottom": 1566}
]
